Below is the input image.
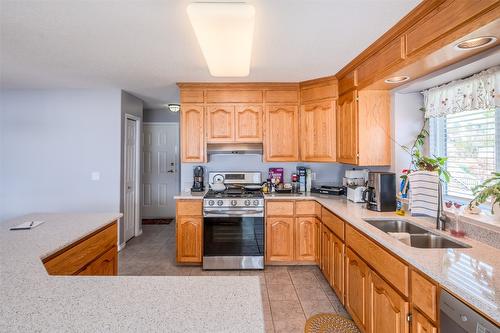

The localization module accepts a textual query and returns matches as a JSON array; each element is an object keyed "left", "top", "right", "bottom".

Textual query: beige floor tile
[
  {"left": 273, "top": 317, "right": 306, "bottom": 333},
  {"left": 295, "top": 283, "right": 329, "bottom": 301},
  {"left": 300, "top": 299, "right": 336, "bottom": 318},
  {"left": 289, "top": 270, "right": 318, "bottom": 285},
  {"left": 270, "top": 300, "right": 305, "bottom": 321},
  {"left": 264, "top": 319, "right": 275, "bottom": 333},
  {"left": 265, "top": 271, "right": 292, "bottom": 285},
  {"left": 267, "top": 283, "right": 299, "bottom": 301}
]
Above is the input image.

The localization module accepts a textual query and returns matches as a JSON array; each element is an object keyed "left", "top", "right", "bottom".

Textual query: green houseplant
[{"left": 469, "top": 172, "right": 500, "bottom": 214}]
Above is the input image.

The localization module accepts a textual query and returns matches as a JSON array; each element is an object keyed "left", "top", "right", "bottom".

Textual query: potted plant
[{"left": 468, "top": 172, "right": 500, "bottom": 214}]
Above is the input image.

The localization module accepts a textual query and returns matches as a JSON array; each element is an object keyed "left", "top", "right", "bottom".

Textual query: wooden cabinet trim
[
  {"left": 205, "top": 90, "right": 263, "bottom": 103},
  {"left": 321, "top": 207, "right": 345, "bottom": 241},
  {"left": 346, "top": 225, "right": 409, "bottom": 297},
  {"left": 295, "top": 200, "right": 318, "bottom": 216},
  {"left": 180, "top": 89, "right": 204, "bottom": 103},
  {"left": 78, "top": 246, "right": 117, "bottom": 276},
  {"left": 266, "top": 200, "right": 295, "bottom": 216},
  {"left": 265, "top": 90, "right": 299, "bottom": 103},
  {"left": 176, "top": 200, "right": 202, "bottom": 216}
]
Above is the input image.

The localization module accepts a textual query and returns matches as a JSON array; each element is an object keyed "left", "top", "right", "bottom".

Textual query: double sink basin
[{"left": 362, "top": 218, "right": 470, "bottom": 249}]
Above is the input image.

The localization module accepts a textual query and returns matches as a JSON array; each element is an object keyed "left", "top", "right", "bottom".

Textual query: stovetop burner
[{"left": 204, "top": 188, "right": 263, "bottom": 199}]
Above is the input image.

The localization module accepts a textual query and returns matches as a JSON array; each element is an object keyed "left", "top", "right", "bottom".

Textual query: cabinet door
[
  {"left": 345, "top": 248, "right": 369, "bottom": 332},
  {"left": 337, "top": 91, "right": 358, "bottom": 164},
  {"left": 235, "top": 105, "right": 263, "bottom": 142},
  {"left": 78, "top": 246, "right": 117, "bottom": 276},
  {"left": 315, "top": 218, "right": 321, "bottom": 264},
  {"left": 411, "top": 309, "right": 437, "bottom": 333},
  {"left": 206, "top": 105, "right": 235, "bottom": 142},
  {"left": 368, "top": 270, "right": 409, "bottom": 333},
  {"left": 320, "top": 224, "right": 332, "bottom": 282},
  {"left": 181, "top": 104, "right": 205, "bottom": 162},
  {"left": 331, "top": 232, "right": 344, "bottom": 302},
  {"left": 176, "top": 216, "right": 202, "bottom": 263},
  {"left": 300, "top": 100, "right": 336, "bottom": 162},
  {"left": 264, "top": 105, "right": 299, "bottom": 161},
  {"left": 266, "top": 217, "right": 294, "bottom": 262},
  {"left": 295, "top": 217, "right": 316, "bottom": 262}
]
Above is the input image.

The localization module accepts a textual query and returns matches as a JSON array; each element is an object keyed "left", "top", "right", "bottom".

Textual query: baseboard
[
  {"left": 118, "top": 242, "right": 126, "bottom": 252},
  {"left": 135, "top": 229, "right": 143, "bottom": 237}
]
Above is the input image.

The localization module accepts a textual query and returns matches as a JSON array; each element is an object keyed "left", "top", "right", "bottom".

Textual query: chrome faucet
[{"left": 436, "top": 181, "right": 448, "bottom": 230}]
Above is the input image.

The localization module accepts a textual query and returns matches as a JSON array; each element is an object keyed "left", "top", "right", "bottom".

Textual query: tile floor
[{"left": 119, "top": 224, "right": 351, "bottom": 333}]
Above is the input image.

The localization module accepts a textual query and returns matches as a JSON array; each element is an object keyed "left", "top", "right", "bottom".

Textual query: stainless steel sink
[{"left": 362, "top": 218, "right": 470, "bottom": 249}]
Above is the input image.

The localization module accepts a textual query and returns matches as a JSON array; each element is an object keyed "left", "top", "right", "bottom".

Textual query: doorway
[
  {"left": 124, "top": 115, "right": 141, "bottom": 243},
  {"left": 142, "top": 123, "right": 179, "bottom": 219}
]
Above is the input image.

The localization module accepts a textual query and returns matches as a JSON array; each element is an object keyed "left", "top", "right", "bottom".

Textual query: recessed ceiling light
[
  {"left": 384, "top": 76, "right": 410, "bottom": 84},
  {"left": 187, "top": 3, "right": 255, "bottom": 77},
  {"left": 454, "top": 36, "right": 497, "bottom": 50},
  {"left": 167, "top": 104, "right": 180, "bottom": 112}
]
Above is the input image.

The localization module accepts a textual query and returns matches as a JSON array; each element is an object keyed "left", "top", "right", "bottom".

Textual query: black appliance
[
  {"left": 203, "top": 171, "right": 264, "bottom": 270},
  {"left": 311, "top": 185, "right": 344, "bottom": 196},
  {"left": 363, "top": 171, "right": 396, "bottom": 212},
  {"left": 191, "top": 166, "right": 205, "bottom": 192}
]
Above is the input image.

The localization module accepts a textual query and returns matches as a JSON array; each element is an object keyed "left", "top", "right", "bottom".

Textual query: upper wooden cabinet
[
  {"left": 300, "top": 101, "right": 336, "bottom": 162},
  {"left": 180, "top": 104, "right": 205, "bottom": 162},
  {"left": 337, "top": 90, "right": 391, "bottom": 166},
  {"left": 264, "top": 105, "right": 299, "bottom": 161},
  {"left": 206, "top": 105, "right": 235, "bottom": 143},
  {"left": 235, "top": 105, "right": 263, "bottom": 142}
]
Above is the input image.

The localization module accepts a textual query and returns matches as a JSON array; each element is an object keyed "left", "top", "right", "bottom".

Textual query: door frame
[
  {"left": 142, "top": 122, "right": 180, "bottom": 218},
  {"left": 123, "top": 114, "right": 142, "bottom": 246}
]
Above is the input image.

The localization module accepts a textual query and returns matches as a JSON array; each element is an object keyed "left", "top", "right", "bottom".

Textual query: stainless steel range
[{"left": 203, "top": 171, "right": 264, "bottom": 270}]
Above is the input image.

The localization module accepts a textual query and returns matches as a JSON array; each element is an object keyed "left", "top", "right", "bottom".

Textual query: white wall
[{"left": 0, "top": 89, "right": 122, "bottom": 222}]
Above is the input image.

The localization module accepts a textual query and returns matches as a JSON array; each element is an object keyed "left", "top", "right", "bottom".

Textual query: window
[{"left": 430, "top": 108, "right": 499, "bottom": 200}]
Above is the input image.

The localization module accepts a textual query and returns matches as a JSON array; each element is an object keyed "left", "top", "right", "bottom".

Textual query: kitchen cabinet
[
  {"left": 206, "top": 105, "right": 234, "bottom": 142},
  {"left": 330, "top": 231, "right": 344, "bottom": 302},
  {"left": 411, "top": 270, "right": 438, "bottom": 322},
  {"left": 411, "top": 309, "right": 437, "bottom": 333},
  {"left": 266, "top": 217, "right": 294, "bottom": 262},
  {"left": 345, "top": 248, "right": 369, "bottom": 332},
  {"left": 235, "top": 105, "right": 263, "bottom": 142},
  {"left": 181, "top": 104, "right": 205, "bottom": 162},
  {"left": 295, "top": 217, "right": 317, "bottom": 261},
  {"left": 43, "top": 222, "right": 117, "bottom": 276},
  {"left": 336, "top": 90, "right": 391, "bottom": 166},
  {"left": 368, "top": 270, "right": 409, "bottom": 333},
  {"left": 176, "top": 200, "right": 203, "bottom": 263},
  {"left": 300, "top": 100, "right": 336, "bottom": 162},
  {"left": 320, "top": 224, "right": 333, "bottom": 283},
  {"left": 264, "top": 105, "right": 299, "bottom": 161}
]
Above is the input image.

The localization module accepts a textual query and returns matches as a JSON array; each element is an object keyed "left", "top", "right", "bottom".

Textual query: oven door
[{"left": 203, "top": 214, "right": 264, "bottom": 269}]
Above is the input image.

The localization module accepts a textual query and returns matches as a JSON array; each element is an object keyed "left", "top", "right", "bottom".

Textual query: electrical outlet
[{"left": 91, "top": 172, "right": 100, "bottom": 181}]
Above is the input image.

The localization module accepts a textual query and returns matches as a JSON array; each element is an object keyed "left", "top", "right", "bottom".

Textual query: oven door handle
[{"left": 204, "top": 210, "right": 263, "bottom": 216}]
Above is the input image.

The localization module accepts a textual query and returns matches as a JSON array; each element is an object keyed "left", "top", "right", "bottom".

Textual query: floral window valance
[{"left": 422, "top": 66, "right": 499, "bottom": 118}]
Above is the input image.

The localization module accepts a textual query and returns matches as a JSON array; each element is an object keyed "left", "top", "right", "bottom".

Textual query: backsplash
[{"left": 180, "top": 154, "right": 353, "bottom": 191}]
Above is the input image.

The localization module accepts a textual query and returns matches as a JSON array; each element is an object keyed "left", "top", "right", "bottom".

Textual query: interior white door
[
  {"left": 142, "top": 123, "right": 179, "bottom": 218},
  {"left": 124, "top": 117, "right": 138, "bottom": 242}
]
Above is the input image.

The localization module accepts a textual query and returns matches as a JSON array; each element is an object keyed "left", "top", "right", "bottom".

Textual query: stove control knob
[
  {"left": 244, "top": 200, "right": 251, "bottom": 206},
  {"left": 208, "top": 200, "right": 215, "bottom": 206},
  {"left": 253, "top": 200, "right": 259, "bottom": 206},
  {"left": 217, "top": 200, "right": 224, "bottom": 206},
  {"left": 230, "top": 200, "right": 237, "bottom": 206}
]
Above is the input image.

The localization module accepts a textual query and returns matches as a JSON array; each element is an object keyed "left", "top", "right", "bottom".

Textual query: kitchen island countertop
[{"left": 0, "top": 213, "right": 264, "bottom": 333}]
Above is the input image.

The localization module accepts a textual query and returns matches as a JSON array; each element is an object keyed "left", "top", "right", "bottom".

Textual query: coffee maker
[
  {"left": 191, "top": 166, "right": 205, "bottom": 192},
  {"left": 363, "top": 172, "right": 396, "bottom": 212}
]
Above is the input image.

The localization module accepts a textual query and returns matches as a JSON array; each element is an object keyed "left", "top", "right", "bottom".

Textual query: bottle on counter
[{"left": 291, "top": 173, "right": 299, "bottom": 193}]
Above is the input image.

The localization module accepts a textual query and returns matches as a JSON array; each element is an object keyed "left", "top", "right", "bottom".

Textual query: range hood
[{"left": 207, "top": 143, "right": 263, "bottom": 158}]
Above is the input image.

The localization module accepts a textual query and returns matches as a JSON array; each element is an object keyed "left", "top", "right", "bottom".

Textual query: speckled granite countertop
[
  {"left": 0, "top": 213, "right": 264, "bottom": 333},
  {"left": 174, "top": 191, "right": 207, "bottom": 199},
  {"left": 264, "top": 193, "right": 500, "bottom": 325}
]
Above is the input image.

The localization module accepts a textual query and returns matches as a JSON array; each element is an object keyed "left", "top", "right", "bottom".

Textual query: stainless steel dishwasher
[{"left": 440, "top": 290, "right": 499, "bottom": 333}]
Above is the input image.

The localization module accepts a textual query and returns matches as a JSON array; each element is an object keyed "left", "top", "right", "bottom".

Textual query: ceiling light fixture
[
  {"left": 187, "top": 2, "right": 255, "bottom": 77},
  {"left": 167, "top": 104, "right": 180, "bottom": 112},
  {"left": 454, "top": 36, "right": 497, "bottom": 50},
  {"left": 384, "top": 76, "right": 410, "bottom": 84}
]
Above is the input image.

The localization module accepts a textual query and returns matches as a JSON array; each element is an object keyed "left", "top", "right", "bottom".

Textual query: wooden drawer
[
  {"left": 206, "top": 90, "right": 263, "bottom": 103},
  {"left": 295, "top": 201, "right": 318, "bottom": 216},
  {"left": 411, "top": 270, "right": 438, "bottom": 321},
  {"left": 78, "top": 246, "right": 117, "bottom": 276},
  {"left": 176, "top": 200, "right": 202, "bottom": 216},
  {"left": 346, "top": 225, "right": 409, "bottom": 296},
  {"left": 265, "top": 89, "right": 299, "bottom": 103},
  {"left": 44, "top": 222, "right": 117, "bottom": 275},
  {"left": 321, "top": 207, "right": 344, "bottom": 240},
  {"left": 266, "top": 201, "right": 294, "bottom": 216}
]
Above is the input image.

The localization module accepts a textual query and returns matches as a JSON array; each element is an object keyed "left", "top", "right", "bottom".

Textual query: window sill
[{"left": 443, "top": 206, "right": 500, "bottom": 233}]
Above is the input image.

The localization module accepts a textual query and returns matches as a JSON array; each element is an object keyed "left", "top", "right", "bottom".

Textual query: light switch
[{"left": 91, "top": 172, "right": 100, "bottom": 181}]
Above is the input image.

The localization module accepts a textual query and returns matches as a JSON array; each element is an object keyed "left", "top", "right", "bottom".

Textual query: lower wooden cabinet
[
  {"left": 176, "top": 216, "right": 203, "bottom": 263},
  {"left": 295, "top": 217, "right": 317, "bottom": 261},
  {"left": 345, "top": 248, "right": 369, "bottom": 332},
  {"left": 368, "top": 270, "right": 409, "bottom": 333},
  {"left": 43, "top": 222, "right": 117, "bottom": 276},
  {"left": 411, "top": 309, "right": 437, "bottom": 333},
  {"left": 79, "top": 246, "right": 117, "bottom": 276},
  {"left": 266, "top": 217, "right": 295, "bottom": 261},
  {"left": 330, "top": 231, "right": 344, "bottom": 302},
  {"left": 320, "top": 224, "right": 333, "bottom": 282}
]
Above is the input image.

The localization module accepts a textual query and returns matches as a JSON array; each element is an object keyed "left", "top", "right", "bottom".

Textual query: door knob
[{"left": 167, "top": 170, "right": 175, "bottom": 173}]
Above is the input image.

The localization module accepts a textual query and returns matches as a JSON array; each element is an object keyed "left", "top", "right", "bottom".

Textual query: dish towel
[{"left": 408, "top": 171, "right": 439, "bottom": 218}]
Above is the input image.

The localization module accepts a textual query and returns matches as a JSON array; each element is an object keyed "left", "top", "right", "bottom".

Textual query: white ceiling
[{"left": 0, "top": 0, "right": 421, "bottom": 108}]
